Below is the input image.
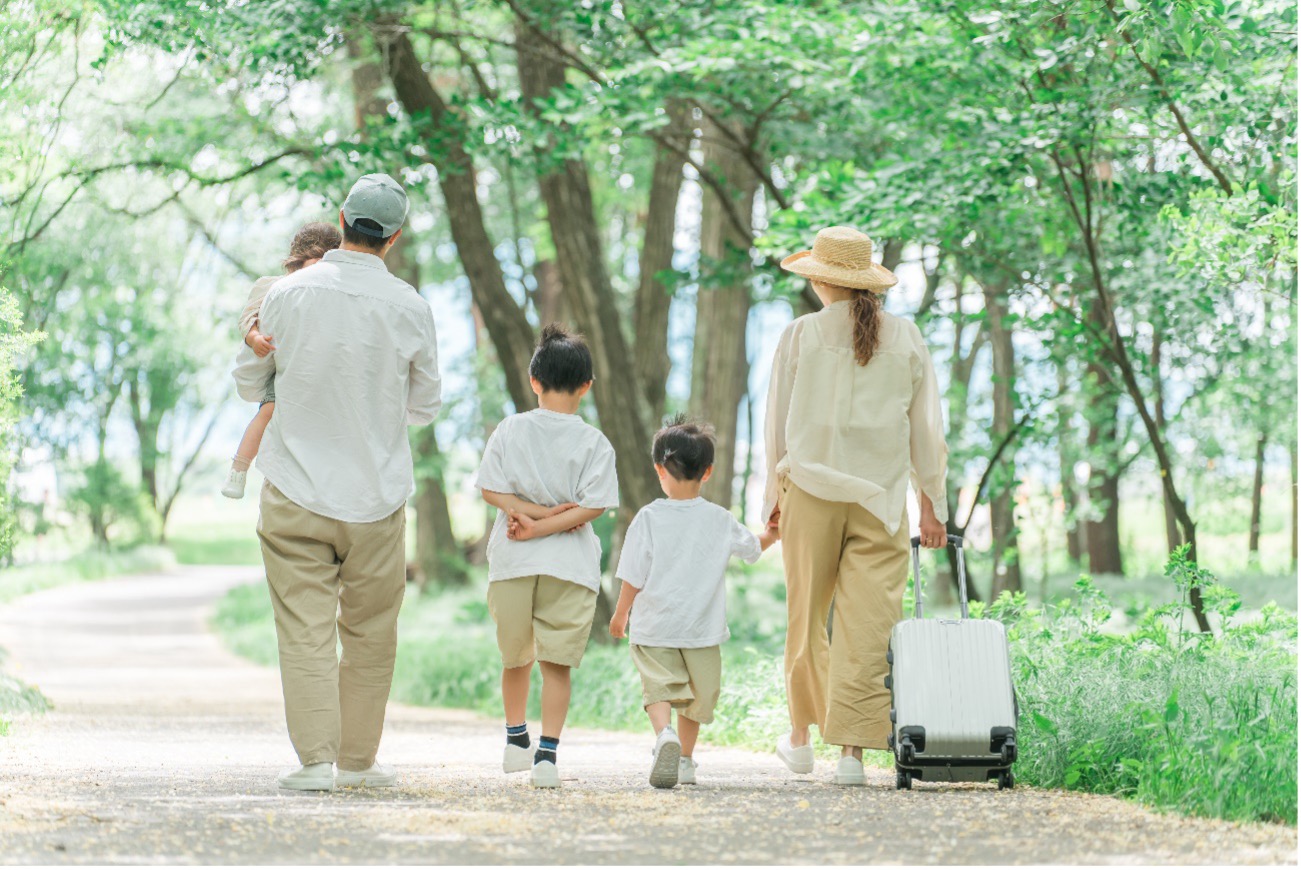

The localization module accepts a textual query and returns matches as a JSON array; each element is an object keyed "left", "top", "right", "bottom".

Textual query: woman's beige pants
[
  {"left": 257, "top": 482, "right": 407, "bottom": 771},
  {"left": 779, "top": 478, "right": 908, "bottom": 750}
]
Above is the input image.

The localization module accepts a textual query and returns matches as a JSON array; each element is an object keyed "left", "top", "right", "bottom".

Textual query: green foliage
[
  {"left": 0, "top": 544, "right": 175, "bottom": 604},
  {"left": 0, "top": 646, "right": 50, "bottom": 737},
  {"left": 990, "top": 552, "right": 1297, "bottom": 824},
  {"left": 63, "top": 460, "right": 158, "bottom": 546}
]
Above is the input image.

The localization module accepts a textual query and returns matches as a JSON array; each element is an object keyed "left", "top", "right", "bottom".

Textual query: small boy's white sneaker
[
  {"left": 277, "top": 762, "right": 334, "bottom": 791},
  {"left": 834, "top": 755, "right": 867, "bottom": 786},
  {"left": 504, "top": 743, "right": 533, "bottom": 773},
  {"left": 777, "top": 733, "right": 815, "bottom": 774},
  {"left": 335, "top": 762, "right": 397, "bottom": 788},
  {"left": 649, "top": 726, "right": 682, "bottom": 789},
  {"left": 678, "top": 757, "right": 698, "bottom": 785},
  {"left": 531, "top": 759, "right": 561, "bottom": 788},
  {"left": 221, "top": 467, "right": 247, "bottom": 499}
]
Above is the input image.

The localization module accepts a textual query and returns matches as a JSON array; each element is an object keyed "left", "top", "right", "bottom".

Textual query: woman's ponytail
[{"left": 848, "top": 288, "right": 882, "bottom": 366}]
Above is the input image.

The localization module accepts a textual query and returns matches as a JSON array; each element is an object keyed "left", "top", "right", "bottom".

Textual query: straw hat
[{"left": 780, "top": 226, "right": 898, "bottom": 292}]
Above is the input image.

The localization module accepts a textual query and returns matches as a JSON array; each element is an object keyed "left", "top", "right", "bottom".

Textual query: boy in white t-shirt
[
  {"left": 609, "top": 417, "right": 779, "bottom": 789},
  {"left": 472, "top": 324, "right": 619, "bottom": 789}
]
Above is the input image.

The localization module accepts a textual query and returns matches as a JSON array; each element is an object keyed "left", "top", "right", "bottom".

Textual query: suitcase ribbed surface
[{"left": 891, "top": 617, "right": 1016, "bottom": 769}]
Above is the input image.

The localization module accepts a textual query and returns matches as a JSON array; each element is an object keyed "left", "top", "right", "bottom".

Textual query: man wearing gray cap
[{"left": 233, "top": 173, "right": 441, "bottom": 791}]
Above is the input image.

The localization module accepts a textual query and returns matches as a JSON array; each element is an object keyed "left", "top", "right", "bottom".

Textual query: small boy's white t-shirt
[
  {"left": 472, "top": 408, "right": 619, "bottom": 592},
  {"left": 616, "top": 497, "right": 761, "bottom": 648}
]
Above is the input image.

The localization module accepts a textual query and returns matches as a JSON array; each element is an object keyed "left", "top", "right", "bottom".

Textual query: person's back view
[{"left": 232, "top": 173, "right": 441, "bottom": 791}]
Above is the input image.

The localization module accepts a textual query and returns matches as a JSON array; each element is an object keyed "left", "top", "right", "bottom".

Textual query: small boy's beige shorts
[
  {"left": 487, "top": 575, "right": 597, "bottom": 669},
  {"left": 629, "top": 644, "right": 722, "bottom": 724}
]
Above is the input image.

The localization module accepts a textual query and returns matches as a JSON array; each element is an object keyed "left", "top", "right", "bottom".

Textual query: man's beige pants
[
  {"left": 778, "top": 477, "right": 908, "bottom": 750},
  {"left": 257, "top": 482, "right": 406, "bottom": 770}
]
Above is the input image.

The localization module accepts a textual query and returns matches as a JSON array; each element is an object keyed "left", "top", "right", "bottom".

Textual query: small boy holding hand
[{"left": 610, "top": 417, "right": 779, "bottom": 789}]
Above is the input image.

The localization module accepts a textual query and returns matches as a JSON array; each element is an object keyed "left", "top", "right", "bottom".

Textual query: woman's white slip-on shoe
[
  {"left": 776, "top": 734, "right": 815, "bottom": 774},
  {"left": 834, "top": 755, "right": 867, "bottom": 786},
  {"left": 678, "top": 757, "right": 698, "bottom": 785},
  {"left": 335, "top": 762, "right": 397, "bottom": 788},
  {"left": 504, "top": 743, "right": 533, "bottom": 773},
  {"left": 277, "top": 762, "right": 335, "bottom": 791},
  {"left": 221, "top": 468, "right": 247, "bottom": 499},
  {"left": 531, "top": 760, "right": 561, "bottom": 788},
  {"left": 649, "top": 727, "right": 682, "bottom": 789}
]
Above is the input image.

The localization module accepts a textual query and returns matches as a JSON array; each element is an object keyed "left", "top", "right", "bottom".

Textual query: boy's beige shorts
[
  {"left": 487, "top": 575, "right": 597, "bottom": 669},
  {"left": 629, "top": 644, "right": 722, "bottom": 724}
]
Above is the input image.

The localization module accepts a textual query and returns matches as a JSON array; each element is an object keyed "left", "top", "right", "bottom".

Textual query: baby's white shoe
[{"left": 221, "top": 467, "right": 247, "bottom": 499}]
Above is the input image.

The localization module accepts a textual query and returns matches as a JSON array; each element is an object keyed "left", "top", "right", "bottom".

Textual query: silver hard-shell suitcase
[{"left": 887, "top": 534, "right": 1019, "bottom": 790}]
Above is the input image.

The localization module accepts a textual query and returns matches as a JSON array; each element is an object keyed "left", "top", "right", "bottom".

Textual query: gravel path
[{"left": 0, "top": 567, "right": 1294, "bottom": 865}]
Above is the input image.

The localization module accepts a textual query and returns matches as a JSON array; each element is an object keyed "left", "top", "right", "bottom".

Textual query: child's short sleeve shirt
[
  {"left": 615, "top": 498, "right": 761, "bottom": 648},
  {"left": 472, "top": 408, "right": 619, "bottom": 591}
]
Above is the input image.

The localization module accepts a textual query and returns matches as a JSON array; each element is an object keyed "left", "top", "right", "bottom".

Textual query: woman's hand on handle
[{"left": 918, "top": 493, "right": 946, "bottom": 549}]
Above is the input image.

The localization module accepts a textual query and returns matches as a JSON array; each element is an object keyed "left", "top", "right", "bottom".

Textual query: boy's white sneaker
[
  {"left": 777, "top": 733, "right": 815, "bottom": 774},
  {"left": 834, "top": 755, "right": 867, "bottom": 786},
  {"left": 504, "top": 743, "right": 533, "bottom": 773},
  {"left": 678, "top": 756, "right": 698, "bottom": 785},
  {"left": 530, "top": 759, "right": 561, "bottom": 788},
  {"left": 277, "top": 762, "right": 334, "bottom": 791},
  {"left": 649, "top": 726, "right": 682, "bottom": 789},
  {"left": 335, "top": 762, "right": 397, "bottom": 788},
  {"left": 221, "top": 467, "right": 247, "bottom": 499}
]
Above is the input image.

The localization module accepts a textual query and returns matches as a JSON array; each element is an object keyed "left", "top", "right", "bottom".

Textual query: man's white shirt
[{"left": 232, "top": 248, "right": 441, "bottom": 523}]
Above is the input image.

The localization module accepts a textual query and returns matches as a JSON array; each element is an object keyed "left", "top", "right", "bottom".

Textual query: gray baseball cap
[{"left": 342, "top": 173, "right": 409, "bottom": 239}]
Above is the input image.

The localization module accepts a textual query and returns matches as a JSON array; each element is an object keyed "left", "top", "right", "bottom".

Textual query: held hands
[
  {"left": 246, "top": 329, "right": 276, "bottom": 358},
  {"left": 758, "top": 525, "right": 780, "bottom": 551}
]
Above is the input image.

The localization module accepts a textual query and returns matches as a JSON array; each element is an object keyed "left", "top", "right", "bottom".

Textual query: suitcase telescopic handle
[{"left": 909, "top": 534, "right": 969, "bottom": 619}]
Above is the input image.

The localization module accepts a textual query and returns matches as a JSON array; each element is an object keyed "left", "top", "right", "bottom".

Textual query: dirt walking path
[{"left": 0, "top": 567, "right": 1293, "bottom": 865}]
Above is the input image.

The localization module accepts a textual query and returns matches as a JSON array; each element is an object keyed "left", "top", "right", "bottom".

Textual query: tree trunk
[
  {"left": 1248, "top": 432, "right": 1267, "bottom": 562},
  {"left": 1152, "top": 328, "right": 1181, "bottom": 554},
  {"left": 514, "top": 20, "right": 659, "bottom": 515},
  {"left": 981, "top": 281, "right": 1021, "bottom": 596},
  {"left": 376, "top": 28, "right": 537, "bottom": 413},
  {"left": 634, "top": 104, "right": 687, "bottom": 424},
  {"left": 689, "top": 116, "right": 756, "bottom": 509},
  {"left": 1056, "top": 361, "right": 1083, "bottom": 564},
  {"left": 1083, "top": 303, "right": 1124, "bottom": 577},
  {"left": 943, "top": 277, "right": 985, "bottom": 603}
]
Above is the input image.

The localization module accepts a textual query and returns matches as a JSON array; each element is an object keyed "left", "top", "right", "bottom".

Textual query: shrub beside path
[{"left": 0, "top": 568, "right": 1293, "bottom": 865}]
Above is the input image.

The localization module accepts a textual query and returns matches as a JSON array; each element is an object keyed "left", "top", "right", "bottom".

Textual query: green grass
[
  {"left": 0, "top": 545, "right": 176, "bottom": 604},
  {"left": 213, "top": 551, "right": 1296, "bottom": 826},
  {"left": 0, "top": 647, "right": 50, "bottom": 737}
]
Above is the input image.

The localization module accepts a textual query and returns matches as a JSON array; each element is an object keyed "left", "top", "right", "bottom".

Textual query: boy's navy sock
[
  {"left": 535, "top": 735, "right": 559, "bottom": 766},
  {"left": 506, "top": 722, "right": 530, "bottom": 749}
]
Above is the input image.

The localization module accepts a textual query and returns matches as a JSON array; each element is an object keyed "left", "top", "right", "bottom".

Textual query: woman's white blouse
[{"left": 762, "top": 301, "right": 949, "bottom": 534}]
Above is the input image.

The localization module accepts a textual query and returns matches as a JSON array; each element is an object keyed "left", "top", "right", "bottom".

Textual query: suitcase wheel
[
  {"left": 896, "top": 770, "right": 912, "bottom": 790},
  {"left": 886, "top": 648, "right": 893, "bottom": 665},
  {"left": 884, "top": 674, "right": 892, "bottom": 690},
  {"left": 997, "top": 770, "right": 1014, "bottom": 790}
]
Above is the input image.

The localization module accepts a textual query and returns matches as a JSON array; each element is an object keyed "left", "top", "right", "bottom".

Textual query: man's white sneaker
[
  {"left": 531, "top": 759, "right": 561, "bottom": 788},
  {"left": 650, "top": 726, "right": 682, "bottom": 789},
  {"left": 335, "top": 762, "right": 397, "bottom": 788},
  {"left": 834, "top": 755, "right": 867, "bottom": 786},
  {"left": 777, "top": 733, "right": 815, "bottom": 774},
  {"left": 221, "top": 467, "right": 247, "bottom": 499},
  {"left": 277, "top": 762, "right": 334, "bottom": 791},
  {"left": 678, "top": 756, "right": 698, "bottom": 785},
  {"left": 504, "top": 743, "right": 533, "bottom": 774}
]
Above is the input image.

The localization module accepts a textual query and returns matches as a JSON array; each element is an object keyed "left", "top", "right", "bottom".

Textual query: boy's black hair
[
  {"left": 342, "top": 217, "right": 393, "bottom": 251},
  {"left": 529, "top": 323, "right": 593, "bottom": 393},
  {"left": 653, "top": 414, "right": 716, "bottom": 482}
]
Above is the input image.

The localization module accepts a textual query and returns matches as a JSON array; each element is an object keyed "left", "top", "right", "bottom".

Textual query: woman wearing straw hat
[{"left": 762, "top": 226, "right": 949, "bottom": 786}]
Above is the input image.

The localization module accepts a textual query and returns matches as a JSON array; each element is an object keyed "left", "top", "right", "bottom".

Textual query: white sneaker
[
  {"left": 650, "top": 726, "right": 682, "bottom": 789},
  {"left": 504, "top": 743, "right": 533, "bottom": 774},
  {"left": 221, "top": 467, "right": 247, "bottom": 499},
  {"left": 335, "top": 762, "right": 397, "bottom": 788},
  {"left": 277, "top": 762, "right": 334, "bottom": 791},
  {"left": 834, "top": 755, "right": 866, "bottom": 786},
  {"left": 531, "top": 759, "right": 561, "bottom": 788},
  {"left": 777, "top": 733, "right": 815, "bottom": 774},
  {"left": 678, "top": 756, "right": 698, "bottom": 785}
]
